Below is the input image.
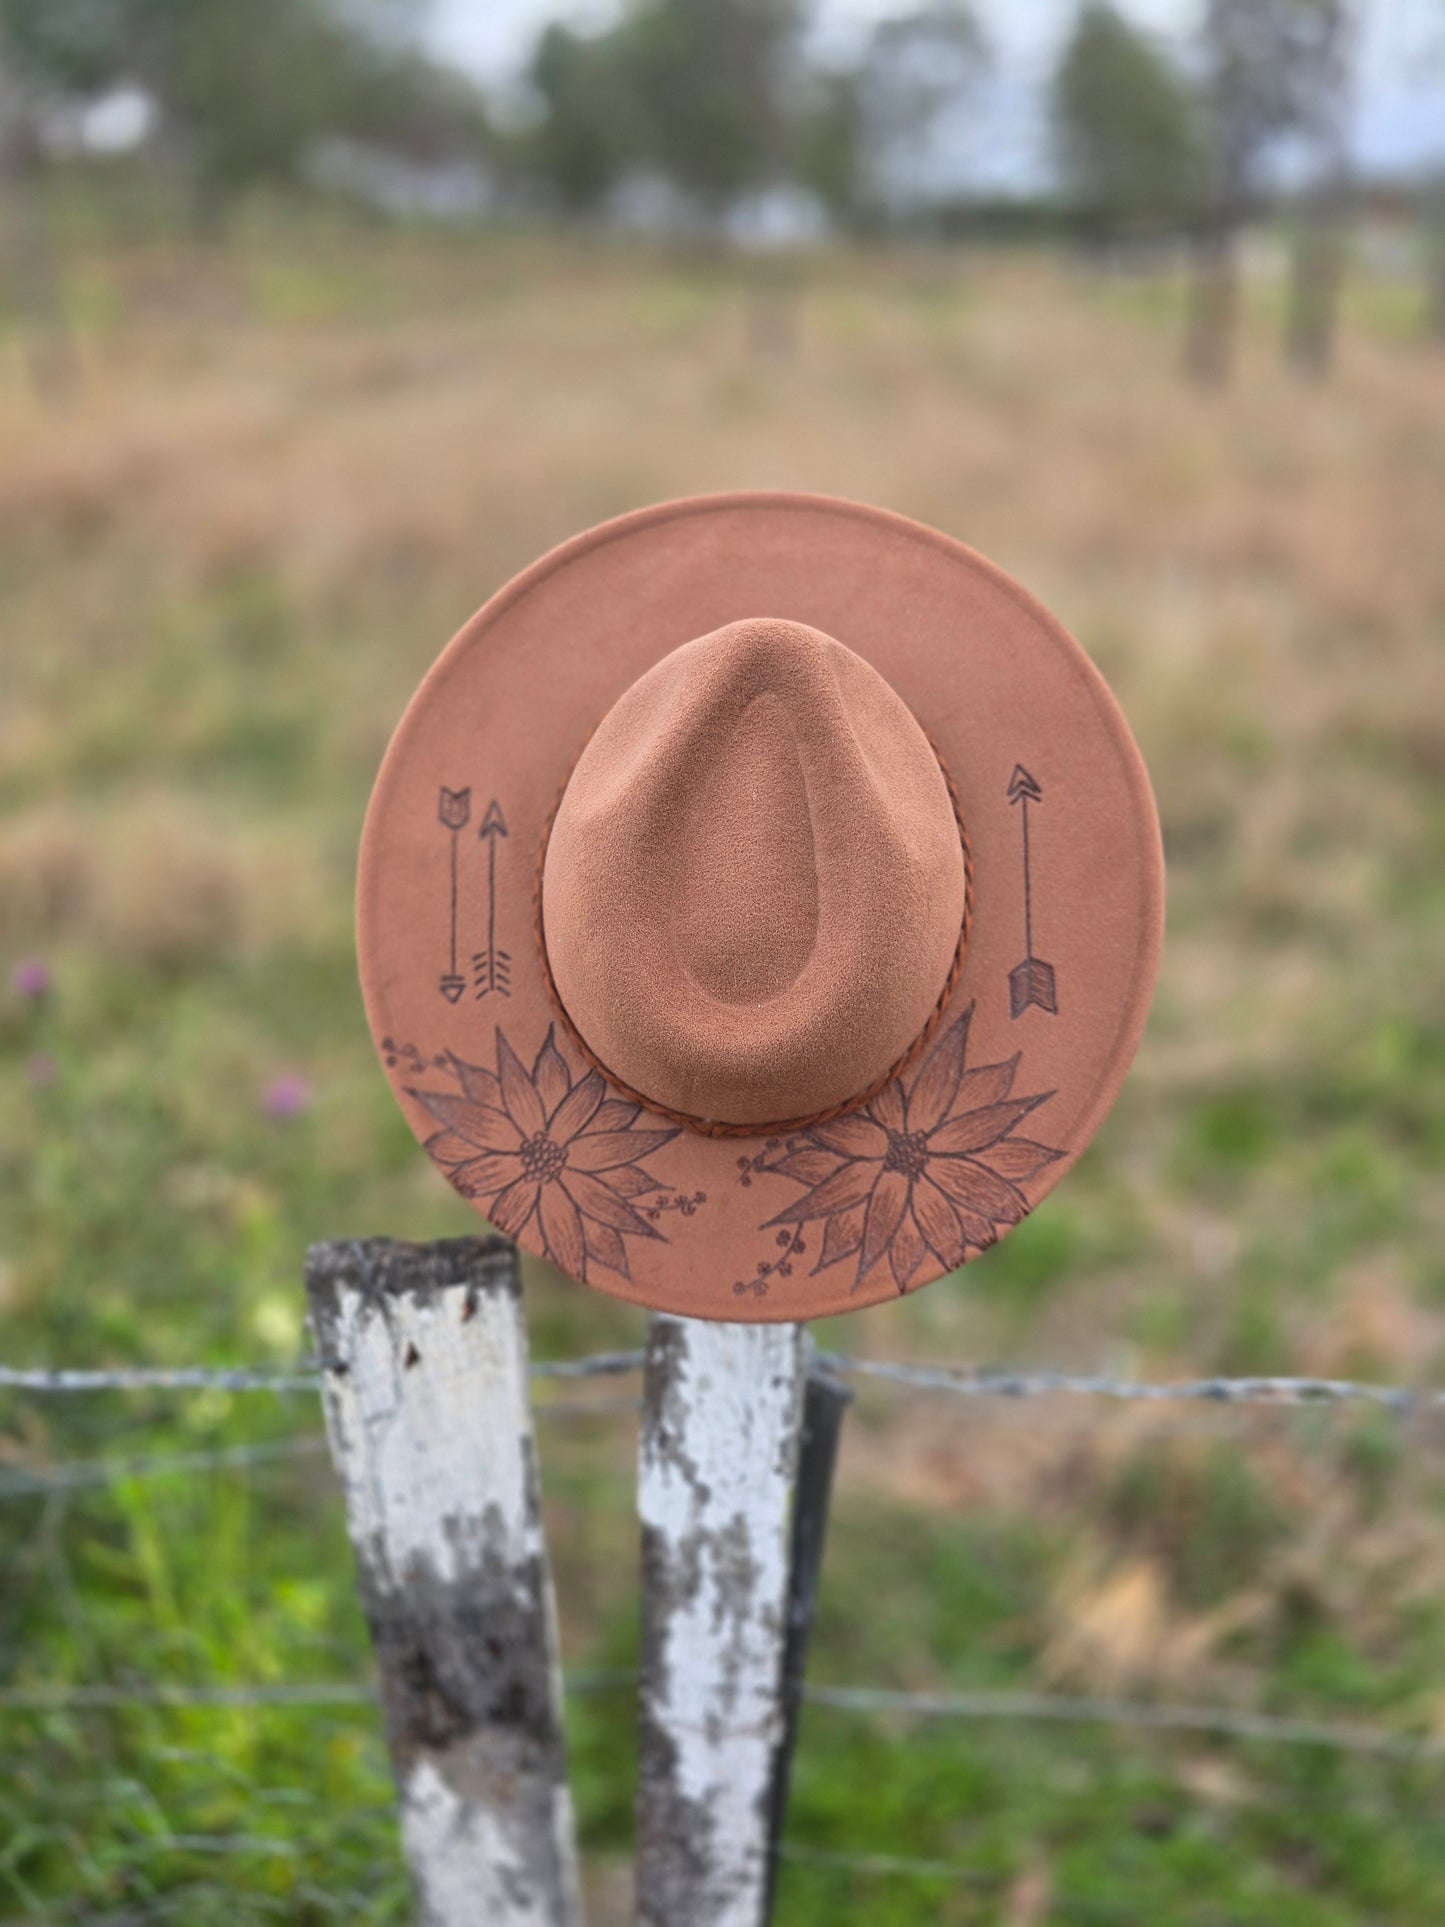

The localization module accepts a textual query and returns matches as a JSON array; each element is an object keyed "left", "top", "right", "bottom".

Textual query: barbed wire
[
  {"left": 0, "top": 1393, "right": 641, "bottom": 1502},
  {"left": 0, "top": 1350, "right": 648, "bottom": 1396},
  {"left": 0, "top": 1362, "right": 325, "bottom": 1395},
  {"left": 803, "top": 1685, "right": 1445, "bottom": 1761},
  {"left": 0, "top": 1682, "right": 374, "bottom": 1710},
  {"left": 0, "top": 1434, "right": 330, "bottom": 1499},
  {"left": 816, "top": 1355, "right": 1445, "bottom": 1411},
  {"left": 4, "top": 1672, "right": 1442, "bottom": 1764},
  {"left": 4, "top": 1347, "right": 1442, "bottom": 1410}
]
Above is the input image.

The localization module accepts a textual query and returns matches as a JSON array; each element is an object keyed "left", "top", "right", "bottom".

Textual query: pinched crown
[{"left": 539, "top": 617, "right": 968, "bottom": 1129}]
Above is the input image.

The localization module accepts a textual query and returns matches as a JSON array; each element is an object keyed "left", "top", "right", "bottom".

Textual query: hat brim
[{"left": 358, "top": 492, "right": 1163, "bottom": 1322}]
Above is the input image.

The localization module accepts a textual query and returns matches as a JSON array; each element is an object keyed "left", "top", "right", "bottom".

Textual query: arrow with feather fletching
[
  {"left": 1007, "top": 765, "right": 1057, "bottom": 1019},
  {"left": 472, "top": 800, "right": 511, "bottom": 999},
  {"left": 436, "top": 786, "right": 470, "bottom": 1003}
]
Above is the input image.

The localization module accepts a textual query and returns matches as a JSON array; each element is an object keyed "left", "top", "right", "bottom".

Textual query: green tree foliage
[
  {"left": 854, "top": 2, "right": 989, "bottom": 222},
  {"left": 0, "top": 0, "right": 119, "bottom": 98},
  {"left": 794, "top": 66, "right": 863, "bottom": 228},
  {"left": 1052, "top": 3, "right": 1201, "bottom": 236},
  {"left": 0, "top": 0, "right": 489, "bottom": 226},
  {"left": 524, "top": 0, "right": 811, "bottom": 223},
  {"left": 526, "top": 22, "right": 637, "bottom": 214},
  {"left": 621, "top": 0, "right": 806, "bottom": 216}
]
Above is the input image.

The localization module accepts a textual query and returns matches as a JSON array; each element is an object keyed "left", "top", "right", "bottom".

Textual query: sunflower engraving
[
  {"left": 755, "top": 1004, "right": 1063, "bottom": 1295},
  {"left": 408, "top": 1026, "right": 681, "bottom": 1282}
]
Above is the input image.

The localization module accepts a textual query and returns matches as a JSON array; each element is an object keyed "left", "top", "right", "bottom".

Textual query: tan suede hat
[{"left": 358, "top": 492, "right": 1163, "bottom": 1321}]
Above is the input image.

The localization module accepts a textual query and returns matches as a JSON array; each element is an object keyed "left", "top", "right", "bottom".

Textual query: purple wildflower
[
  {"left": 12, "top": 959, "right": 52, "bottom": 1001},
  {"left": 264, "top": 1073, "right": 312, "bottom": 1120}
]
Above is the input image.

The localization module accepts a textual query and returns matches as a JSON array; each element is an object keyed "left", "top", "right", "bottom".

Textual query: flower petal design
[
  {"left": 496, "top": 1029, "right": 546, "bottom": 1138},
  {"left": 533, "top": 1028, "right": 572, "bottom": 1118},
  {"left": 954, "top": 1056, "right": 1019, "bottom": 1111},
  {"left": 565, "top": 1168, "right": 665, "bottom": 1240},
  {"left": 810, "top": 1114, "right": 888, "bottom": 1159},
  {"left": 446, "top": 1054, "right": 503, "bottom": 1109},
  {"left": 592, "top": 1098, "right": 642, "bottom": 1133},
  {"left": 766, "top": 1157, "right": 881, "bottom": 1226},
  {"left": 568, "top": 1128, "right": 680, "bottom": 1172},
  {"left": 889, "top": 1211, "right": 928, "bottom": 1293},
  {"left": 548, "top": 1069, "right": 607, "bottom": 1145},
  {"left": 869, "top": 1082, "right": 905, "bottom": 1133},
  {"left": 952, "top": 1205, "right": 998, "bottom": 1250},
  {"left": 773, "top": 1146, "right": 848, "bottom": 1187},
  {"left": 540, "top": 1179, "right": 586, "bottom": 1279},
  {"left": 906, "top": 1008, "right": 971, "bottom": 1134},
  {"left": 927, "top": 1157, "right": 1027, "bottom": 1225},
  {"left": 410, "top": 1090, "right": 521, "bottom": 1154},
  {"left": 489, "top": 1174, "right": 541, "bottom": 1238},
  {"left": 978, "top": 1138, "right": 1065, "bottom": 1183},
  {"left": 440, "top": 1149, "right": 522, "bottom": 1198},
  {"left": 912, "top": 1177, "right": 966, "bottom": 1269},
  {"left": 422, "top": 1130, "right": 506, "bottom": 1165},
  {"left": 928, "top": 1093, "right": 1051, "bottom": 1156},
  {"left": 607, "top": 1164, "right": 666, "bottom": 1199},
  {"left": 583, "top": 1216, "right": 631, "bottom": 1278},
  {"left": 858, "top": 1166, "right": 910, "bottom": 1283},
  {"left": 815, "top": 1201, "right": 867, "bottom": 1273}
]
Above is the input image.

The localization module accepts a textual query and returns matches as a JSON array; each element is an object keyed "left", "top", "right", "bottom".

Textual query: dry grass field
[{"left": 3, "top": 222, "right": 1445, "bottom": 1922}]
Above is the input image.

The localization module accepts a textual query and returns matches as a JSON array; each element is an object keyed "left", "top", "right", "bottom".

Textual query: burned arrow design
[
  {"left": 437, "top": 786, "right": 470, "bottom": 1003},
  {"left": 1007, "top": 765, "right": 1057, "bottom": 1019},
  {"left": 472, "top": 799, "right": 511, "bottom": 999}
]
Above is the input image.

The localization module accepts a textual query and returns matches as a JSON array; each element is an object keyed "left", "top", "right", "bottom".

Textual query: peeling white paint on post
[
  {"left": 305, "top": 1237, "right": 582, "bottom": 1927},
  {"left": 635, "top": 1314, "right": 809, "bottom": 1927}
]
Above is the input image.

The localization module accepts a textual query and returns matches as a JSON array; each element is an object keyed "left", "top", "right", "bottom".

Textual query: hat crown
[
  {"left": 670, "top": 659, "right": 819, "bottom": 1006},
  {"left": 540, "top": 616, "right": 967, "bottom": 1127}
]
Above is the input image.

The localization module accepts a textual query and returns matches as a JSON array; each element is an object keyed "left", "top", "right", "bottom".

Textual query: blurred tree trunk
[
  {"left": 1183, "top": 0, "right": 1252, "bottom": 388},
  {"left": 1282, "top": 0, "right": 1352, "bottom": 379},
  {"left": 1184, "top": 215, "right": 1239, "bottom": 386},
  {"left": 746, "top": 257, "right": 801, "bottom": 361},
  {"left": 0, "top": 62, "right": 77, "bottom": 398},
  {"left": 1284, "top": 189, "right": 1347, "bottom": 378},
  {"left": 1423, "top": 178, "right": 1445, "bottom": 344}
]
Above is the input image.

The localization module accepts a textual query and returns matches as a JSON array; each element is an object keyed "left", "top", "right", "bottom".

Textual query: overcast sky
[{"left": 429, "top": 0, "right": 1445, "bottom": 185}]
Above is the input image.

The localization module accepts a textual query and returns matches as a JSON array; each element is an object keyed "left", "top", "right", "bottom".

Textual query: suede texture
[
  {"left": 357, "top": 492, "right": 1165, "bottom": 1323},
  {"left": 541, "top": 617, "right": 966, "bottom": 1125}
]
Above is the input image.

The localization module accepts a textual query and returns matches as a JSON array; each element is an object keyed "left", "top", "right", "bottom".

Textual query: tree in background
[
  {"left": 1425, "top": 173, "right": 1445, "bottom": 343},
  {"left": 622, "top": 0, "right": 808, "bottom": 224},
  {"left": 0, "top": 0, "right": 120, "bottom": 390},
  {"left": 1052, "top": 3, "right": 1201, "bottom": 244},
  {"left": 520, "top": 0, "right": 992, "bottom": 237},
  {"left": 1185, "top": 0, "right": 1356, "bottom": 386},
  {"left": 793, "top": 64, "right": 864, "bottom": 231},
  {"left": 1280, "top": 0, "right": 1353, "bottom": 378},
  {"left": 522, "top": 0, "right": 810, "bottom": 228},
  {"left": 527, "top": 22, "right": 636, "bottom": 216},
  {"left": 853, "top": 1, "right": 989, "bottom": 226},
  {"left": 0, "top": 0, "right": 489, "bottom": 232}
]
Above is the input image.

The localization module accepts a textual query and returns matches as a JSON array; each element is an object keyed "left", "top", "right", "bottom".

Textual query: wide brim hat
[{"left": 358, "top": 492, "right": 1163, "bottom": 1321}]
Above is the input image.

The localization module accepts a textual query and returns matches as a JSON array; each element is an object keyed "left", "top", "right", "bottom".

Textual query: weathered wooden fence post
[
  {"left": 305, "top": 1236, "right": 583, "bottom": 1927},
  {"left": 635, "top": 1314, "right": 813, "bottom": 1927},
  {"left": 763, "top": 1362, "right": 852, "bottom": 1919}
]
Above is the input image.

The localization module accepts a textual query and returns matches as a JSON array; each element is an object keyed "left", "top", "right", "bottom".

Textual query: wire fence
[
  {"left": 6, "top": 1348, "right": 1443, "bottom": 1409},
  {"left": 7, "top": 1338, "right": 1445, "bottom": 1907},
  {"left": 5, "top": 1670, "right": 1443, "bottom": 1765}
]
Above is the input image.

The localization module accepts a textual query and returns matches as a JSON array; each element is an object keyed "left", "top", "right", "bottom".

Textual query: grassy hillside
[{"left": 3, "top": 225, "right": 1445, "bottom": 1923}]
